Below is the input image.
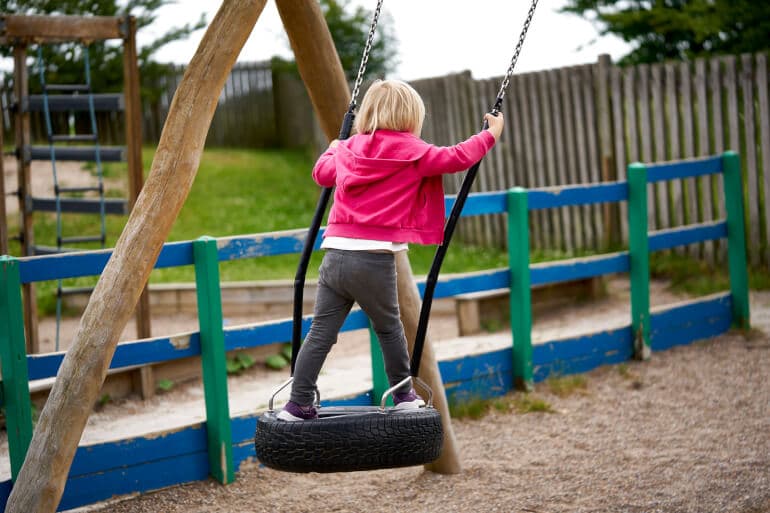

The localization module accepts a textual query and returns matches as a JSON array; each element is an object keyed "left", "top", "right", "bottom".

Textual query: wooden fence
[
  {"left": 410, "top": 53, "right": 769, "bottom": 269},
  {"left": 4, "top": 53, "right": 767, "bottom": 267},
  {"left": 142, "top": 61, "right": 302, "bottom": 149}
]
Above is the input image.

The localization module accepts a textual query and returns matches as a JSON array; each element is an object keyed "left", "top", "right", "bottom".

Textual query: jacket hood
[{"left": 336, "top": 130, "right": 431, "bottom": 187}]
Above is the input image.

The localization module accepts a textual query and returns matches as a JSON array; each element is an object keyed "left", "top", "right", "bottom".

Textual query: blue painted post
[
  {"left": 193, "top": 236, "right": 234, "bottom": 484},
  {"left": 507, "top": 188, "right": 533, "bottom": 390},
  {"left": 0, "top": 256, "right": 34, "bottom": 480},
  {"left": 627, "top": 163, "right": 651, "bottom": 360},
  {"left": 721, "top": 151, "right": 751, "bottom": 330}
]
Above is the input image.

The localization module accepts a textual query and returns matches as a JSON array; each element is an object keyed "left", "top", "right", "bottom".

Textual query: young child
[{"left": 278, "top": 79, "right": 504, "bottom": 421}]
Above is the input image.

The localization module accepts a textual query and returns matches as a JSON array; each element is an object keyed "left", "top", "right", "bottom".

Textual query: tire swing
[{"left": 254, "top": 0, "right": 539, "bottom": 474}]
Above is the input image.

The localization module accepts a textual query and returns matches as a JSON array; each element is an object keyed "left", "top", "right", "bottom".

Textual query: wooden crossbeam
[{"left": 0, "top": 14, "right": 124, "bottom": 44}]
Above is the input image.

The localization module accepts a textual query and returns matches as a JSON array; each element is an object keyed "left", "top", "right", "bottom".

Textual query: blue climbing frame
[{"left": 0, "top": 152, "right": 750, "bottom": 511}]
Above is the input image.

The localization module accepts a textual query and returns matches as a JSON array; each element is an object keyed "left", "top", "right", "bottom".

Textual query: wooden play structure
[
  {"left": 0, "top": 12, "right": 151, "bottom": 359},
  {"left": 0, "top": 1, "right": 752, "bottom": 512}
]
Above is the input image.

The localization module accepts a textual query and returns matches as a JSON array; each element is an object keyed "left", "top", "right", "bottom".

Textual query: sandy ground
[
  {"left": 60, "top": 286, "right": 769, "bottom": 513},
  {"left": 78, "top": 301, "right": 770, "bottom": 513}
]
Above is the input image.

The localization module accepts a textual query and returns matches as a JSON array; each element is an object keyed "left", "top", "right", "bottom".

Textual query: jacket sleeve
[
  {"left": 311, "top": 147, "right": 338, "bottom": 187},
  {"left": 416, "top": 130, "right": 496, "bottom": 177}
]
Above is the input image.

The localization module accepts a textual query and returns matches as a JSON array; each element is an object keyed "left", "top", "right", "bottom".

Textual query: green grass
[
  {"left": 650, "top": 251, "right": 770, "bottom": 295},
  {"left": 546, "top": 374, "right": 589, "bottom": 397},
  {"left": 449, "top": 392, "right": 554, "bottom": 419}
]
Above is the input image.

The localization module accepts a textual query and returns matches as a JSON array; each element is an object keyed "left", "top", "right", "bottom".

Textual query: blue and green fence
[{"left": 0, "top": 152, "right": 750, "bottom": 511}]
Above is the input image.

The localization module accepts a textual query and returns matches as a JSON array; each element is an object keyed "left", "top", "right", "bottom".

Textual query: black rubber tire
[{"left": 254, "top": 406, "right": 443, "bottom": 473}]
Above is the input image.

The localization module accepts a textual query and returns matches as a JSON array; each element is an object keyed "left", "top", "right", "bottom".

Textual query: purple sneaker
[
  {"left": 277, "top": 401, "right": 318, "bottom": 421},
  {"left": 393, "top": 388, "right": 425, "bottom": 410}
]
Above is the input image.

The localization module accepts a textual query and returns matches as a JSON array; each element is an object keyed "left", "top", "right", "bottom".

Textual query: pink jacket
[{"left": 312, "top": 129, "right": 496, "bottom": 245}]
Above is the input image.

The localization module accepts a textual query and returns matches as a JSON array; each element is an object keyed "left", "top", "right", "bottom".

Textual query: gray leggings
[{"left": 290, "top": 249, "right": 412, "bottom": 405}]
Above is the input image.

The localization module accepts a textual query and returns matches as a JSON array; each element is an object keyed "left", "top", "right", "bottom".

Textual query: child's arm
[
  {"left": 417, "top": 112, "right": 504, "bottom": 176},
  {"left": 311, "top": 139, "right": 340, "bottom": 187}
]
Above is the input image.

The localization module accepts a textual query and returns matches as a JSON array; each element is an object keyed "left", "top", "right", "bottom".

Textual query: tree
[
  {"left": 0, "top": 0, "right": 206, "bottom": 104},
  {"left": 319, "top": 0, "right": 398, "bottom": 82},
  {"left": 561, "top": 0, "right": 770, "bottom": 65}
]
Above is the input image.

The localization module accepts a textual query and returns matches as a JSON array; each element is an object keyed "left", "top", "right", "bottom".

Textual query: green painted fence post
[
  {"left": 627, "top": 163, "right": 651, "bottom": 360},
  {"left": 722, "top": 151, "right": 751, "bottom": 330},
  {"left": 193, "top": 236, "right": 234, "bottom": 485},
  {"left": 0, "top": 256, "right": 34, "bottom": 480},
  {"left": 368, "top": 326, "right": 391, "bottom": 406},
  {"left": 507, "top": 188, "right": 533, "bottom": 391}
]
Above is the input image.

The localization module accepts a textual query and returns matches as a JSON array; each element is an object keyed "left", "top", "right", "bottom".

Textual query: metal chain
[
  {"left": 495, "top": 0, "right": 539, "bottom": 105},
  {"left": 350, "top": 0, "right": 385, "bottom": 106}
]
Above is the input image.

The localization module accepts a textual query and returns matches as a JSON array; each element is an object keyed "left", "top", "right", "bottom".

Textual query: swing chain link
[
  {"left": 350, "top": 0, "right": 385, "bottom": 108},
  {"left": 495, "top": 0, "right": 539, "bottom": 107}
]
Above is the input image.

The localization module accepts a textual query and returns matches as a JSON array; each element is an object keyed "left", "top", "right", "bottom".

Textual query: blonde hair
[{"left": 354, "top": 79, "right": 426, "bottom": 136}]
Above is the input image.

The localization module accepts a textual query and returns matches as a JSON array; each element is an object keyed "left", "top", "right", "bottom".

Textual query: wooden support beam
[
  {"left": 0, "top": 14, "right": 123, "bottom": 44},
  {"left": 4, "top": 2, "right": 266, "bottom": 511},
  {"left": 277, "top": 0, "right": 462, "bottom": 474},
  {"left": 395, "top": 252, "right": 463, "bottom": 475},
  {"left": 275, "top": 0, "right": 351, "bottom": 141},
  {"left": 122, "top": 15, "right": 154, "bottom": 395},
  {"left": 13, "top": 44, "right": 39, "bottom": 353}
]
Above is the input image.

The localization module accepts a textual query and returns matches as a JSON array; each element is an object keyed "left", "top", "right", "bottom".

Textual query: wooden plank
[
  {"left": 679, "top": 61, "right": 700, "bottom": 260},
  {"left": 646, "top": 155, "right": 722, "bottom": 182},
  {"left": 650, "top": 64, "right": 671, "bottom": 233},
  {"left": 581, "top": 65, "right": 604, "bottom": 247},
  {"left": 0, "top": 14, "right": 123, "bottom": 43},
  {"left": 487, "top": 77, "right": 508, "bottom": 246},
  {"left": 695, "top": 58, "right": 716, "bottom": 262},
  {"left": 13, "top": 46, "right": 39, "bottom": 353},
  {"left": 650, "top": 293, "right": 732, "bottom": 351},
  {"left": 648, "top": 221, "right": 728, "bottom": 252},
  {"left": 529, "top": 251, "right": 630, "bottom": 286},
  {"left": 527, "top": 182, "right": 628, "bottom": 210},
  {"left": 709, "top": 57, "right": 726, "bottom": 259},
  {"left": 665, "top": 63, "right": 685, "bottom": 232},
  {"left": 526, "top": 72, "right": 552, "bottom": 249},
  {"left": 740, "top": 54, "right": 760, "bottom": 267},
  {"left": 122, "top": 16, "right": 152, "bottom": 347},
  {"left": 547, "top": 69, "right": 574, "bottom": 253},
  {"left": 532, "top": 326, "right": 634, "bottom": 382},
  {"left": 596, "top": 54, "right": 617, "bottom": 247},
  {"left": 560, "top": 66, "right": 585, "bottom": 250},
  {"left": 757, "top": 54, "right": 770, "bottom": 267},
  {"left": 724, "top": 56, "right": 740, "bottom": 158},
  {"left": 516, "top": 73, "right": 543, "bottom": 250},
  {"left": 488, "top": 79, "right": 518, "bottom": 248},
  {"left": 571, "top": 67, "right": 595, "bottom": 248},
  {"left": 469, "top": 78, "right": 495, "bottom": 247},
  {"left": 637, "top": 64, "right": 656, "bottom": 230},
  {"left": 610, "top": 65, "right": 629, "bottom": 244},
  {"left": 538, "top": 70, "right": 563, "bottom": 250}
]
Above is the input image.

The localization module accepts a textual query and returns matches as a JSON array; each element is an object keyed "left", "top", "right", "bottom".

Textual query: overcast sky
[{"left": 143, "top": 0, "right": 631, "bottom": 81}]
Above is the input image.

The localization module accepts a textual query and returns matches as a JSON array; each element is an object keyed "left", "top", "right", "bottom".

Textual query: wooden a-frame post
[
  {"left": 4, "top": 2, "right": 266, "bottom": 511},
  {"left": 275, "top": 0, "right": 462, "bottom": 474}
]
